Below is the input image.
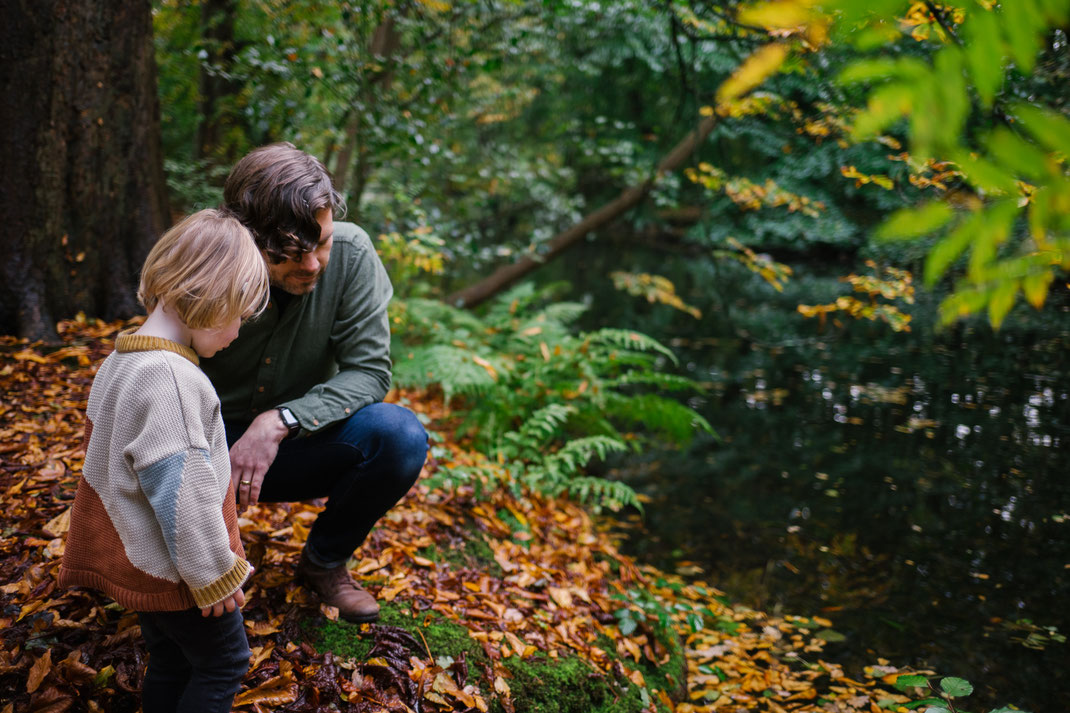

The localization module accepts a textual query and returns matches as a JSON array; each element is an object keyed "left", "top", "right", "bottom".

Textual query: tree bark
[
  {"left": 0, "top": 0, "right": 170, "bottom": 340},
  {"left": 195, "top": 0, "right": 240, "bottom": 161},
  {"left": 445, "top": 115, "right": 719, "bottom": 308},
  {"left": 334, "top": 16, "right": 402, "bottom": 206}
]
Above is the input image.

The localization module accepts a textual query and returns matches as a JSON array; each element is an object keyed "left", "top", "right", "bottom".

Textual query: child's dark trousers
[{"left": 136, "top": 607, "right": 250, "bottom": 713}]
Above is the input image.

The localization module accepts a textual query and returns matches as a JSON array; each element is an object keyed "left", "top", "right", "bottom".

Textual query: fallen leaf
[{"left": 27, "top": 649, "right": 52, "bottom": 693}]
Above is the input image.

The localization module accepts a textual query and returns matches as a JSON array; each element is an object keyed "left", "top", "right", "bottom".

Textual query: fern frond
[
  {"left": 395, "top": 298, "right": 486, "bottom": 336},
  {"left": 586, "top": 328, "right": 679, "bottom": 365},
  {"left": 392, "top": 345, "right": 502, "bottom": 400},
  {"left": 604, "top": 372, "right": 705, "bottom": 392},
  {"left": 540, "top": 301, "right": 588, "bottom": 326},
  {"left": 604, "top": 393, "right": 715, "bottom": 445},
  {"left": 483, "top": 282, "right": 573, "bottom": 328},
  {"left": 511, "top": 403, "right": 576, "bottom": 446},
  {"left": 520, "top": 435, "right": 635, "bottom": 511},
  {"left": 564, "top": 476, "right": 642, "bottom": 513},
  {"left": 542, "top": 436, "right": 628, "bottom": 475}
]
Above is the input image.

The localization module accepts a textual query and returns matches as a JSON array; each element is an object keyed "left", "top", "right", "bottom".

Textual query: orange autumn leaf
[
  {"left": 233, "top": 674, "right": 299, "bottom": 706},
  {"left": 26, "top": 649, "right": 52, "bottom": 693}
]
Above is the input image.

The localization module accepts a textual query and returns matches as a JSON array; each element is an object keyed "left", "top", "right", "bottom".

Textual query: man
[{"left": 201, "top": 143, "right": 428, "bottom": 623}]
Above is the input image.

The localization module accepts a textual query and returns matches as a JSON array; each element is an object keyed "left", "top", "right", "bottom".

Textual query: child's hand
[{"left": 201, "top": 587, "right": 246, "bottom": 617}]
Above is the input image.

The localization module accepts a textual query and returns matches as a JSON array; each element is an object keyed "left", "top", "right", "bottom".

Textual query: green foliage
[
  {"left": 162, "top": 159, "right": 228, "bottom": 213},
  {"left": 392, "top": 282, "right": 712, "bottom": 511},
  {"left": 737, "top": 0, "right": 1070, "bottom": 326}
]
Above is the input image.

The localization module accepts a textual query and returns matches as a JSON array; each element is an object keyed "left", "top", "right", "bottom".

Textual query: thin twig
[
  {"left": 416, "top": 626, "right": 434, "bottom": 662},
  {"left": 924, "top": 1, "right": 963, "bottom": 47}
]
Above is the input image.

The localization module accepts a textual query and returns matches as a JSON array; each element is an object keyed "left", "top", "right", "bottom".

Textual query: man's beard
[{"left": 272, "top": 269, "right": 322, "bottom": 295}]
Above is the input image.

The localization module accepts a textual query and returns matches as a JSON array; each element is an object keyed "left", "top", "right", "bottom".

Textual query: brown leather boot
[{"left": 296, "top": 550, "right": 380, "bottom": 623}]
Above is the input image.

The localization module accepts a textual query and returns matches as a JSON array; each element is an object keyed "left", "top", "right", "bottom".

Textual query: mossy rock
[
  {"left": 303, "top": 600, "right": 488, "bottom": 670},
  {"left": 303, "top": 593, "right": 684, "bottom": 713},
  {"left": 491, "top": 653, "right": 651, "bottom": 713}
]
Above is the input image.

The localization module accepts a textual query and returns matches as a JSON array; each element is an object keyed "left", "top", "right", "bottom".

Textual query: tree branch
[{"left": 445, "top": 114, "right": 721, "bottom": 308}]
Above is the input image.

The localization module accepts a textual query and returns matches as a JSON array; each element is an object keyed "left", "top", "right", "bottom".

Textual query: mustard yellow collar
[{"left": 115, "top": 328, "right": 199, "bottom": 365}]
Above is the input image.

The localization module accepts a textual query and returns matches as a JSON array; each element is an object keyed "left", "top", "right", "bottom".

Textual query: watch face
[{"left": 278, "top": 408, "right": 299, "bottom": 431}]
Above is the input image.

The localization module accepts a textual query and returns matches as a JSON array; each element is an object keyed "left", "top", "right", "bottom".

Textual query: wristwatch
[{"left": 275, "top": 407, "right": 301, "bottom": 439}]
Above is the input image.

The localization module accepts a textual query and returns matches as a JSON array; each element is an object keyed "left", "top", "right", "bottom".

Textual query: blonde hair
[{"left": 138, "top": 209, "right": 269, "bottom": 330}]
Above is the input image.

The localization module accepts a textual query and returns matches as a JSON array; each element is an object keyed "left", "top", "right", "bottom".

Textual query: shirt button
[
  {"left": 344, "top": 408, "right": 351, "bottom": 414},
  {"left": 264, "top": 357, "right": 271, "bottom": 365},
  {"left": 312, "top": 419, "right": 319, "bottom": 426},
  {"left": 257, "top": 386, "right": 265, "bottom": 393}
]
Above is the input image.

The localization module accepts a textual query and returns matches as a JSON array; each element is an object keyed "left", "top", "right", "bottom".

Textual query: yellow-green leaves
[
  {"left": 851, "top": 84, "right": 913, "bottom": 141},
  {"left": 1003, "top": 0, "right": 1044, "bottom": 73},
  {"left": 923, "top": 211, "right": 982, "bottom": 286},
  {"left": 828, "top": 0, "right": 1068, "bottom": 327},
  {"left": 737, "top": 0, "right": 814, "bottom": 29},
  {"left": 1022, "top": 269, "right": 1055, "bottom": 309},
  {"left": 729, "top": 0, "right": 1066, "bottom": 327},
  {"left": 716, "top": 43, "right": 790, "bottom": 104},
  {"left": 986, "top": 127, "right": 1051, "bottom": 182},
  {"left": 610, "top": 272, "right": 703, "bottom": 319},
  {"left": 964, "top": 7, "right": 1002, "bottom": 107},
  {"left": 876, "top": 202, "right": 954, "bottom": 241},
  {"left": 1013, "top": 103, "right": 1070, "bottom": 156}
]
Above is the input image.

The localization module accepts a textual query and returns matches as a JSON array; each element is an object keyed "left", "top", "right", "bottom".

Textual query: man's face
[{"left": 266, "top": 208, "right": 334, "bottom": 295}]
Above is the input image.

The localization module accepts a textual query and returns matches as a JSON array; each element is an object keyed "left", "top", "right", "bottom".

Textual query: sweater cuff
[{"left": 190, "top": 557, "right": 252, "bottom": 608}]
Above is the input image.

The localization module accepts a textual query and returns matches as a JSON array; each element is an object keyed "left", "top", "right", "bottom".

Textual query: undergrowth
[{"left": 390, "top": 282, "right": 713, "bottom": 512}]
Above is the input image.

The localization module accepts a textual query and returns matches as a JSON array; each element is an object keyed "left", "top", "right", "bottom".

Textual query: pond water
[{"left": 608, "top": 290, "right": 1070, "bottom": 712}]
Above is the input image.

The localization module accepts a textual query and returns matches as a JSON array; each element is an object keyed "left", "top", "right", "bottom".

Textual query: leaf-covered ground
[{"left": 0, "top": 319, "right": 927, "bottom": 713}]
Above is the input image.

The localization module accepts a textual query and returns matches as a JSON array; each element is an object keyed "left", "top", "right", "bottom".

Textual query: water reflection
[{"left": 618, "top": 326, "right": 1070, "bottom": 711}]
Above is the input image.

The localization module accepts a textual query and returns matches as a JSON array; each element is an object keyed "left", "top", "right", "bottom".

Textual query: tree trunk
[
  {"left": 195, "top": 0, "right": 240, "bottom": 162},
  {"left": 445, "top": 114, "right": 719, "bottom": 308},
  {"left": 334, "top": 16, "right": 402, "bottom": 205},
  {"left": 0, "top": 0, "right": 170, "bottom": 340}
]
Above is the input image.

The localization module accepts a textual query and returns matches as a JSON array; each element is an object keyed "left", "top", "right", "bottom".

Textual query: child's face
[{"left": 190, "top": 316, "right": 242, "bottom": 358}]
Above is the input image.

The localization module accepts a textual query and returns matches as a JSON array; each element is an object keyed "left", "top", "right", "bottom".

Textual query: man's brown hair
[{"left": 223, "top": 142, "right": 345, "bottom": 263}]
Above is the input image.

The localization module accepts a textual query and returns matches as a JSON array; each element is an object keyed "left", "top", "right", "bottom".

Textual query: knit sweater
[{"left": 58, "top": 332, "right": 250, "bottom": 610}]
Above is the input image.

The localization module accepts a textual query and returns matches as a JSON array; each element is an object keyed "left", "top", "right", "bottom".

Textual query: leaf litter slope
[{"left": 0, "top": 319, "right": 921, "bottom": 713}]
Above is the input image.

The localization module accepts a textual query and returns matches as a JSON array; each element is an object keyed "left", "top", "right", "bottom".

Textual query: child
[{"left": 58, "top": 209, "right": 269, "bottom": 713}]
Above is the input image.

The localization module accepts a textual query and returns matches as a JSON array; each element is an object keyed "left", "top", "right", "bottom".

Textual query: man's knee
[{"left": 345, "top": 403, "right": 428, "bottom": 484}]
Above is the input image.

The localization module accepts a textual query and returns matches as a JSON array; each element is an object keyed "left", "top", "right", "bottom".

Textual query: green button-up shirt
[{"left": 201, "top": 222, "right": 393, "bottom": 434}]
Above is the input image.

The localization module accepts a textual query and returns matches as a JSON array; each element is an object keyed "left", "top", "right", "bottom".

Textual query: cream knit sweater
[{"left": 59, "top": 332, "right": 250, "bottom": 610}]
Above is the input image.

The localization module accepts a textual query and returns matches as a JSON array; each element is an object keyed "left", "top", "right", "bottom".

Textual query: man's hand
[
  {"left": 230, "top": 409, "right": 290, "bottom": 507},
  {"left": 201, "top": 587, "right": 246, "bottom": 617}
]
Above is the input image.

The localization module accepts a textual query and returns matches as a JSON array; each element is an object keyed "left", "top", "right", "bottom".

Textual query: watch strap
[{"left": 276, "top": 407, "right": 300, "bottom": 438}]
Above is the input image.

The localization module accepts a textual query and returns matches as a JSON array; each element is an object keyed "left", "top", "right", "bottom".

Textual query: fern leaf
[
  {"left": 564, "top": 476, "right": 642, "bottom": 513},
  {"left": 392, "top": 345, "right": 501, "bottom": 401},
  {"left": 604, "top": 393, "right": 715, "bottom": 445},
  {"left": 587, "top": 328, "right": 679, "bottom": 365},
  {"left": 604, "top": 372, "right": 705, "bottom": 392}
]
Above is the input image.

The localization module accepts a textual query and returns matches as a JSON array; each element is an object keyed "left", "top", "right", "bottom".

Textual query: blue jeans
[
  {"left": 225, "top": 402, "right": 428, "bottom": 568},
  {"left": 137, "top": 607, "right": 250, "bottom": 713}
]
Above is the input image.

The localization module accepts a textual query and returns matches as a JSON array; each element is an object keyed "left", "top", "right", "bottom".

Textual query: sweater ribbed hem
[
  {"left": 115, "top": 329, "right": 199, "bottom": 365},
  {"left": 58, "top": 567, "right": 197, "bottom": 611},
  {"left": 190, "top": 557, "right": 252, "bottom": 608}
]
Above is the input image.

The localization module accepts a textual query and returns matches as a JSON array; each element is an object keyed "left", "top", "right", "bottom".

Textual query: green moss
[
  {"left": 302, "top": 600, "right": 488, "bottom": 671},
  {"left": 416, "top": 532, "right": 503, "bottom": 576},
  {"left": 496, "top": 508, "right": 532, "bottom": 550},
  {"left": 491, "top": 653, "right": 648, "bottom": 713},
  {"left": 304, "top": 617, "right": 372, "bottom": 661},
  {"left": 461, "top": 533, "right": 500, "bottom": 571},
  {"left": 593, "top": 616, "right": 686, "bottom": 704}
]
